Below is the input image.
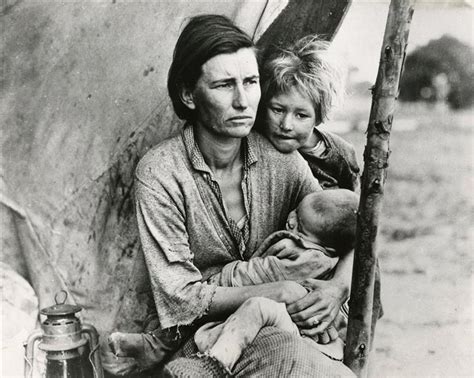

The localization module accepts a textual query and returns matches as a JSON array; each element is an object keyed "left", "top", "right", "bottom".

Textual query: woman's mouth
[{"left": 228, "top": 115, "right": 253, "bottom": 121}]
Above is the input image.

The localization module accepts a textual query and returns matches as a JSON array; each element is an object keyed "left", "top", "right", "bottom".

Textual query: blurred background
[{"left": 326, "top": 1, "right": 473, "bottom": 376}]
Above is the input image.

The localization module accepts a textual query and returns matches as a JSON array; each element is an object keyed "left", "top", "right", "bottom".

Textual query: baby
[
  {"left": 209, "top": 188, "right": 359, "bottom": 287},
  {"left": 194, "top": 189, "right": 359, "bottom": 371}
]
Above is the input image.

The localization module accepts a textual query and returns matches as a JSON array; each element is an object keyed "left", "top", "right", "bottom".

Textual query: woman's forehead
[{"left": 200, "top": 48, "right": 259, "bottom": 82}]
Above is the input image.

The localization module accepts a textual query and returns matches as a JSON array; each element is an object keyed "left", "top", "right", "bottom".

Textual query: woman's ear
[{"left": 179, "top": 87, "right": 196, "bottom": 110}]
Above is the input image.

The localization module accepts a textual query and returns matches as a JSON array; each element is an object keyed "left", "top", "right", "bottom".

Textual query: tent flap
[{"left": 1, "top": 0, "right": 350, "bottom": 334}]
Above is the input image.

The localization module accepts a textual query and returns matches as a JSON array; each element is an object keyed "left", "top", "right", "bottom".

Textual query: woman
[{"left": 132, "top": 15, "right": 354, "bottom": 376}]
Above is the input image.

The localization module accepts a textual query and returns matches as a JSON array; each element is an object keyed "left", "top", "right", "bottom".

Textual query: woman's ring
[{"left": 312, "top": 317, "right": 319, "bottom": 326}]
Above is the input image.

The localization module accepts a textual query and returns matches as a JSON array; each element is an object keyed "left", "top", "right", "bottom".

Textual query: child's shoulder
[
  {"left": 319, "top": 130, "right": 358, "bottom": 167},
  {"left": 319, "top": 129, "right": 356, "bottom": 155}
]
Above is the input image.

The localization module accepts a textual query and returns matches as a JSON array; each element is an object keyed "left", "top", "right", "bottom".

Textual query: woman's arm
[{"left": 206, "top": 280, "right": 308, "bottom": 320}]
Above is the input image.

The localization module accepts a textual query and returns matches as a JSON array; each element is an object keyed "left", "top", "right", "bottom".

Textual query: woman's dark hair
[{"left": 167, "top": 14, "right": 256, "bottom": 121}]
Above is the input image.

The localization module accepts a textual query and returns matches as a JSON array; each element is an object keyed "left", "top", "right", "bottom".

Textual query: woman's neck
[{"left": 194, "top": 123, "right": 243, "bottom": 172}]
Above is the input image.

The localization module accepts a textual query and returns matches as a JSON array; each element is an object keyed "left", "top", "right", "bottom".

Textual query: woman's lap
[{"left": 164, "top": 326, "right": 355, "bottom": 377}]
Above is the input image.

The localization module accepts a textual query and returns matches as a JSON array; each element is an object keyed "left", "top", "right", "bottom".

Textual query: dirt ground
[{"left": 338, "top": 103, "right": 473, "bottom": 377}]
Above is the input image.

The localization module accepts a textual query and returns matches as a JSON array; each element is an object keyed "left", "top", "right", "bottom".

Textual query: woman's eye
[
  {"left": 244, "top": 79, "right": 259, "bottom": 86},
  {"left": 217, "top": 83, "right": 232, "bottom": 89},
  {"left": 271, "top": 107, "right": 283, "bottom": 114}
]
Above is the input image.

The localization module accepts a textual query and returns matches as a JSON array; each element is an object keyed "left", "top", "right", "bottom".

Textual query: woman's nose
[
  {"left": 280, "top": 115, "right": 293, "bottom": 131},
  {"left": 233, "top": 84, "right": 249, "bottom": 109}
]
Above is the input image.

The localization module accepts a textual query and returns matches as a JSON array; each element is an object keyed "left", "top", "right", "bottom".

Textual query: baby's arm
[
  {"left": 194, "top": 297, "right": 299, "bottom": 372},
  {"left": 210, "top": 236, "right": 338, "bottom": 287}
]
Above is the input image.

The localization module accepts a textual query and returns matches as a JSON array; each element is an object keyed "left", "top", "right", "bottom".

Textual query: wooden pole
[{"left": 343, "top": 0, "right": 414, "bottom": 376}]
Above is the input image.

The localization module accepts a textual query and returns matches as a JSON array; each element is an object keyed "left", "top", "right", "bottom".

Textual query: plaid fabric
[{"left": 165, "top": 327, "right": 355, "bottom": 377}]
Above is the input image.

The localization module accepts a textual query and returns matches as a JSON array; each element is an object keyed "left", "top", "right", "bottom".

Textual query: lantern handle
[
  {"left": 54, "top": 290, "right": 68, "bottom": 305},
  {"left": 82, "top": 323, "right": 104, "bottom": 378},
  {"left": 24, "top": 329, "right": 42, "bottom": 378}
]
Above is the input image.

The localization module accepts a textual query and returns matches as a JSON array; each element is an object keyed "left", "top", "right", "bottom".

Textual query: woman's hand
[
  {"left": 286, "top": 278, "right": 346, "bottom": 333},
  {"left": 279, "top": 280, "right": 309, "bottom": 305}
]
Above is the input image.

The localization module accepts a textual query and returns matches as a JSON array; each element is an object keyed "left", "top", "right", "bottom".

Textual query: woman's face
[
  {"left": 264, "top": 87, "right": 318, "bottom": 153},
  {"left": 185, "top": 48, "right": 261, "bottom": 139}
]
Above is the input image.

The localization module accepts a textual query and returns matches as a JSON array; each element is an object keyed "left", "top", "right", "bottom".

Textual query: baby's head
[
  {"left": 259, "top": 35, "right": 344, "bottom": 152},
  {"left": 286, "top": 189, "right": 359, "bottom": 255}
]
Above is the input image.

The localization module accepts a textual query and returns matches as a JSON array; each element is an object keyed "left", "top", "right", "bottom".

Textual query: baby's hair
[
  {"left": 305, "top": 189, "right": 358, "bottom": 255},
  {"left": 260, "top": 35, "right": 344, "bottom": 123}
]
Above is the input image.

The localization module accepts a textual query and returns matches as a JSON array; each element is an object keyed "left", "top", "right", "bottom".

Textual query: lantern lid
[{"left": 40, "top": 290, "right": 82, "bottom": 316}]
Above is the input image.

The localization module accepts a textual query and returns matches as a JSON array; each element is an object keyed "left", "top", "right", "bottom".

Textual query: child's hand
[
  {"left": 101, "top": 339, "right": 138, "bottom": 376},
  {"left": 102, "top": 331, "right": 167, "bottom": 374},
  {"left": 108, "top": 332, "right": 143, "bottom": 357},
  {"left": 301, "top": 322, "right": 345, "bottom": 361},
  {"left": 317, "top": 324, "right": 339, "bottom": 344}
]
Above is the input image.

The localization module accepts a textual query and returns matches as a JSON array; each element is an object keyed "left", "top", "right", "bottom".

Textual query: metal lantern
[{"left": 24, "top": 291, "right": 103, "bottom": 378}]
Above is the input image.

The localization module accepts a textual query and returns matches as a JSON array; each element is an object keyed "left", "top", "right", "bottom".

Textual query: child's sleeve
[{"left": 342, "top": 144, "right": 361, "bottom": 193}]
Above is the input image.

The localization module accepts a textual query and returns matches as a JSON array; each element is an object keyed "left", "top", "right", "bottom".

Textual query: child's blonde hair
[{"left": 260, "top": 35, "right": 344, "bottom": 123}]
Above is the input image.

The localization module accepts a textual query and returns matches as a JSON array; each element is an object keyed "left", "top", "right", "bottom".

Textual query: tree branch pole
[{"left": 343, "top": 0, "right": 414, "bottom": 376}]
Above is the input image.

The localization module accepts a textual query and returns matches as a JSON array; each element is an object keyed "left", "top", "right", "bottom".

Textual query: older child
[{"left": 259, "top": 35, "right": 360, "bottom": 192}]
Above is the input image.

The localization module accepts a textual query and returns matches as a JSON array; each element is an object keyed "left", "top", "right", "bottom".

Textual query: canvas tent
[{"left": 1, "top": 0, "right": 350, "bottom": 335}]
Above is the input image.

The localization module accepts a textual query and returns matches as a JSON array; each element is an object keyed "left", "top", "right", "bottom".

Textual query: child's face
[
  {"left": 264, "top": 87, "right": 318, "bottom": 153},
  {"left": 285, "top": 198, "right": 321, "bottom": 245}
]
